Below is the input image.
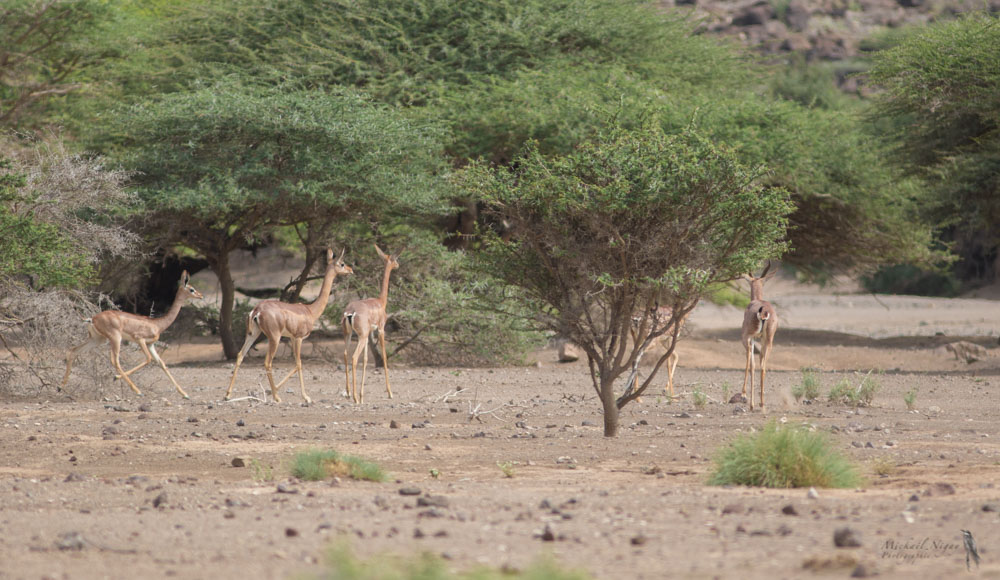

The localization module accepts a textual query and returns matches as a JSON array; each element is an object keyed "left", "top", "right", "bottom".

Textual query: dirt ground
[{"left": 3, "top": 276, "right": 1000, "bottom": 580}]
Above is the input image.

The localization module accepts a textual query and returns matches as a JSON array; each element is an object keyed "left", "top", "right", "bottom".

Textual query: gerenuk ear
[
  {"left": 762, "top": 260, "right": 778, "bottom": 280},
  {"left": 181, "top": 271, "right": 190, "bottom": 285},
  {"left": 374, "top": 244, "right": 388, "bottom": 261}
]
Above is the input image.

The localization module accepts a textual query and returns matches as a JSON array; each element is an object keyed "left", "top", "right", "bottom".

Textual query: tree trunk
[
  {"left": 283, "top": 245, "right": 320, "bottom": 303},
  {"left": 600, "top": 378, "right": 620, "bottom": 437},
  {"left": 214, "top": 250, "right": 239, "bottom": 360}
]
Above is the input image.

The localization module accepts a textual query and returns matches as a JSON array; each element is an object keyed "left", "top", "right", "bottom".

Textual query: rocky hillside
[{"left": 674, "top": 0, "right": 997, "bottom": 63}]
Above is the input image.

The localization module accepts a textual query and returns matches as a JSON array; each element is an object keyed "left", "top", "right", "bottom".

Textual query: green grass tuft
[
  {"left": 692, "top": 385, "right": 707, "bottom": 409},
  {"left": 828, "top": 371, "right": 881, "bottom": 407},
  {"left": 291, "top": 448, "right": 387, "bottom": 482},
  {"left": 708, "top": 421, "right": 861, "bottom": 488},
  {"left": 307, "top": 542, "right": 591, "bottom": 580},
  {"left": 792, "top": 367, "right": 821, "bottom": 401},
  {"left": 497, "top": 461, "right": 516, "bottom": 478}
]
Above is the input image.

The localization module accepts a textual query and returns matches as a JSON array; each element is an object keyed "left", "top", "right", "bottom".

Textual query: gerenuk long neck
[
  {"left": 377, "top": 259, "right": 394, "bottom": 308},
  {"left": 307, "top": 263, "right": 340, "bottom": 320},
  {"left": 749, "top": 279, "right": 766, "bottom": 303},
  {"left": 155, "top": 282, "right": 190, "bottom": 332}
]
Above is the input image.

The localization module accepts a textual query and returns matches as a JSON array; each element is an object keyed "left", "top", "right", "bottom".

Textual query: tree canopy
[
  {"left": 866, "top": 12, "right": 1000, "bottom": 280},
  {"left": 464, "top": 125, "right": 792, "bottom": 436},
  {"left": 111, "top": 80, "right": 449, "bottom": 356}
]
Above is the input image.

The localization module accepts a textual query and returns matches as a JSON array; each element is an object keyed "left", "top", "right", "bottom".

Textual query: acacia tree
[
  {"left": 866, "top": 12, "right": 1000, "bottom": 281},
  {"left": 0, "top": 0, "right": 111, "bottom": 127},
  {"left": 113, "top": 81, "right": 448, "bottom": 358},
  {"left": 464, "top": 126, "right": 792, "bottom": 436}
]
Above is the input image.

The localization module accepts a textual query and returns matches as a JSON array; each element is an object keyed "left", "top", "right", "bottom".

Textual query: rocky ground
[
  {"left": 674, "top": 0, "right": 1000, "bottom": 93},
  {"left": 2, "top": 275, "right": 999, "bottom": 579}
]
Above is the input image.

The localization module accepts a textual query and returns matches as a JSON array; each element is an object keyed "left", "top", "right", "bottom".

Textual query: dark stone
[
  {"left": 732, "top": 3, "right": 774, "bottom": 26},
  {"left": 417, "top": 495, "right": 449, "bottom": 508},
  {"left": 834, "top": 527, "right": 862, "bottom": 548}
]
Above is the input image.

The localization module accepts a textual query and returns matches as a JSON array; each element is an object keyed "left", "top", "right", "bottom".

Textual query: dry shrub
[
  {"left": 5, "top": 136, "right": 139, "bottom": 263},
  {"left": 0, "top": 287, "right": 128, "bottom": 399}
]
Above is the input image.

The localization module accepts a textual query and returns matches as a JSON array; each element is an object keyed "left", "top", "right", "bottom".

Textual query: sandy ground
[{"left": 2, "top": 274, "right": 1000, "bottom": 580}]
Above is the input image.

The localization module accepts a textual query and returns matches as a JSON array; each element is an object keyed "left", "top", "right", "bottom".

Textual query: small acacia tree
[{"left": 464, "top": 126, "right": 792, "bottom": 436}]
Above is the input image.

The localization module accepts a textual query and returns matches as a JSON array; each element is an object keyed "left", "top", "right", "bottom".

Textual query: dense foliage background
[{"left": 1, "top": 0, "right": 996, "bottom": 379}]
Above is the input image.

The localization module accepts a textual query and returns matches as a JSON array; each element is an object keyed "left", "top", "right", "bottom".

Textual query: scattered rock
[
  {"left": 417, "top": 495, "right": 449, "bottom": 508},
  {"left": 784, "top": 0, "right": 811, "bottom": 30},
  {"left": 807, "top": 487, "right": 819, "bottom": 499},
  {"left": 851, "top": 562, "right": 877, "bottom": 578},
  {"left": 557, "top": 342, "right": 581, "bottom": 363},
  {"left": 231, "top": 457, "right": 250, "bottom": 468},
  {"left": 55, "top": 532, "right": 86, "bottom": 551},
  {"left": 390, "top": 420, "right": 399, "bottom": 429},
  {"left": 631, "top": 534, "right": 648, "bottom": 546},
  {"left": 982, "top": 503, "right": 1000, "bottom": 512},
  {"left": 834, "top": 527, "right": 862, "bottom": 548},
  {"left": 64, "top": 473, "right": 86, "bottom": 483},
  {"left": 908, "top": 494, "right": 920, "bottom": 502},
  {"left": 721, "top": 504, "right": 742, "bottom": 515},
  {"left": 285, "top": 527, "right": 299, "bottom": 538},
  {"left": 776, "top": 524, "right": 793, "bottom": 536},
  {"left": 782, "top": 504, "right": 798, "bottom": 516},
  {"left": 802, "top": 553, "right": 858, "bottom": 571},
  {"left": 399, "top": 487, "right": 422, "bottom": 496},
  {"left": 413, "top": 528, "right": 425, "bottom": 539},
  {"left": 728, "top": 393, "right": 747, "bottom": 404},
  {"left": 926, "top": 482, "right": 956, "bottom": 496},
  {"left": 540, "top": 524, "right": 556, "bottom": 542},
  {"left": 581, "top": 420, "right": 597, "bottom": 427},
  {"left": 152, "top": 491, "right": 168, "bottom": 508},
  {"left": 275, "top": 483, "right": 298, "bottom": 494},
  {"left": 732, "top": 1, "right": 774, "bottom": 26},
  {"left": 236, "top": 419, "right": 245, "bottom": 427}
]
